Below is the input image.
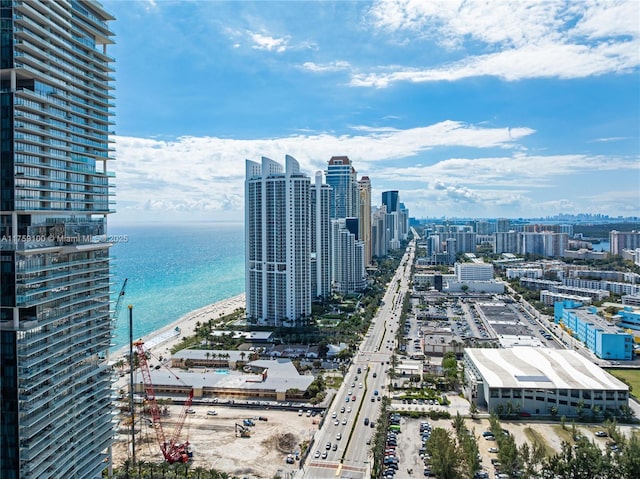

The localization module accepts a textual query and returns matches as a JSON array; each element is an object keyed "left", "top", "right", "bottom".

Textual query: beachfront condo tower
[
  {"left": 245, "top": 156, "right": 312, "bottom": 326},
  {"left": 0, "top": 1, "right": 116, "bottom": 477},
  {"left": 310, "top": 172, "right": 332, "bottom": 301}
]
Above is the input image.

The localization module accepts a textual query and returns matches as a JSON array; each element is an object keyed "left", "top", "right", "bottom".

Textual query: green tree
[
  {"left": 619, "top": 430, "right": 640, "bottom": 478},
  {"left": 425, "top": 427, "right": 462, "bottom": 479}
]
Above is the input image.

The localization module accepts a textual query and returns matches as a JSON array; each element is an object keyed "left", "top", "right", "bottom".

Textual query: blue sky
[{"left": 103, "top": 0, "right": 640, "bottom": 225}]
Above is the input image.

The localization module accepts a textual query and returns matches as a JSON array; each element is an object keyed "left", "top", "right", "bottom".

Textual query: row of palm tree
[{"left": 106, "top": 459, "right": 237, "bottom": 478}]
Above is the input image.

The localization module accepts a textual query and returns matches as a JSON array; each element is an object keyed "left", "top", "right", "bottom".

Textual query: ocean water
[{"left": 108, "top": 222, "right": 245, "bottom": 350}]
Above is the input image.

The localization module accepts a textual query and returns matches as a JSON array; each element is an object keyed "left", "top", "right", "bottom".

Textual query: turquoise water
[{"left": 108, "top": 222, "right": 245, "bottom": 350}]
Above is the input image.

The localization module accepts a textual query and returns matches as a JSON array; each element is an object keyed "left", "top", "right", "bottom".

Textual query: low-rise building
[
  {"left": 554, "top": 301, "right": 634, "bottom": 360},
  {"left": 463, "top": 347, "right": 629, "bottom": 417},
  {"left": 136, "top": 358, "right": 314, "bottom": 402}
]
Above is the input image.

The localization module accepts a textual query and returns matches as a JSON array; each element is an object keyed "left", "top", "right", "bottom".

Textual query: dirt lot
[{"left": 113, "top": 403, "right": 319, "bottom": 478}]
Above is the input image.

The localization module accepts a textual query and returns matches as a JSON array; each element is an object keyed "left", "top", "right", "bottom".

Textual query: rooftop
[
  {"left": 465, "top": 347, "right": 628, "bottom": 391},
  {"left": 146, "top": 358, "right": 314, "bottom": 393}
]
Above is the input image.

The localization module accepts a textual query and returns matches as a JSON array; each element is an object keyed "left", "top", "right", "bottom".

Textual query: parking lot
[{"left": 378, "top": 415, "right": 639, "bottom": 479}]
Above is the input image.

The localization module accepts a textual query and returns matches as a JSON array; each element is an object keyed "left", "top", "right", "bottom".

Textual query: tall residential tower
[
  {"left": 326, "top": 155, "right": 358, "bottom": 220},
  {"left": 245, "top": 156, "right": 312, "bottom": 326},
  {"left": 0, "top": 1, "right": 116, "bottom": 478}
]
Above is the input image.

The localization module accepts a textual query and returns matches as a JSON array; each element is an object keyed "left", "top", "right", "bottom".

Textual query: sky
[{"left": 102, "top": 0, "right": 640, "bottom": 225}]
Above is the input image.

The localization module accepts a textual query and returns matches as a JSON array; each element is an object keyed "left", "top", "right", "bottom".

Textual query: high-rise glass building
[
  {"left": 245, "top": 156, "right": 312, "bottom": 326},
  {"left": 0, "top": 1, "right": 116, "bottom": 478},
  {"left": 326, "top": 155, "right": 358, "bottom": 220}
]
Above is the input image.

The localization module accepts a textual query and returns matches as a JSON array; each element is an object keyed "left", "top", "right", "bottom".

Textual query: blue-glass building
[{"left": 0, "top": 2, "right": 116, "bottom": 477}]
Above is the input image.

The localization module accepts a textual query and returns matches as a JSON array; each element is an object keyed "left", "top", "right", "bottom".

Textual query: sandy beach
[{"left": 111, "top": 292, "right": 246, "bottom": 362}]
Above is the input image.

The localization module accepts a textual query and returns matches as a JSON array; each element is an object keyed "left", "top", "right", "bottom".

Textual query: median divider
[{"left": 339, "top": 368, "right": 370, "bottom": 463}]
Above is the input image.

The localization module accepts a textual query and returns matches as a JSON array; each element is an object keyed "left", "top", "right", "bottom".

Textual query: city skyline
[{"left": 104, "top": 0, "right": 639, "bottom": 224}]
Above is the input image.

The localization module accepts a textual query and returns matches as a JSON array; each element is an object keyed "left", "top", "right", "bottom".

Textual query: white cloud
[
  {"left": 589, "top": 136, "right": 633, "bottom": 143},
  {"left": 250, "top": 32, "right": 289, "bottom": 52},
  {"left": 110, "top": 123, "right": 638, "bottom": 222},
  {"left": 351, "top": 40, "right": 638, "bottom": 86},
  {"left": 359, "top": 0, "right": 640, "bottom": 85},
  {"left": 302, "top": 61, "right": 351, "bottom": 72}
]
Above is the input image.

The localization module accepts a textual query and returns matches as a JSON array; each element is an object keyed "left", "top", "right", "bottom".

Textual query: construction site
[
  {"left": 113, "top": 402, "right": 316, "bottom": 478},
  {"left": 113, "top": 339, "right": 318, "bottom": 478}
]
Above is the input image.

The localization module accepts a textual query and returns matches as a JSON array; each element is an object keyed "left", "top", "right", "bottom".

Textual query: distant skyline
[{"left": 104, "top": 0, "right": 639, "bottom": 225}]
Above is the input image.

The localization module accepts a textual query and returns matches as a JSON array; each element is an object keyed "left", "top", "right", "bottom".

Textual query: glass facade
[{"left": 0, "top": 1, "right": 115, "bottom": 477}]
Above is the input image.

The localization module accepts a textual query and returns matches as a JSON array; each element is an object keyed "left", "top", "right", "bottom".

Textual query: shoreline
[{"left": 110, "top": 292, "right": 246, "bottom": 360}]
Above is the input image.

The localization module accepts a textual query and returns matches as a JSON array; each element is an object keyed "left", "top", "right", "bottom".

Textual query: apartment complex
[
  {"left": 245, "top": 156, "right": 312, "bottom": 326},
  {"left": 245, "top": 155, "right": 406, "bottom": 324},
  {"left": 0, "top": 1, "right": 116, "bottom": 478},
  {"left": 358, "top": 176, "right": 372, "bottom": 266},
  {"left": 554, "top": 301, "right": 634, "bottom": 360},
  {"left": 310, "top": 172, "right": 332, "bottom": 300},
  {"left": 609, "top": 230, "right": 640, "bottom": 255}
]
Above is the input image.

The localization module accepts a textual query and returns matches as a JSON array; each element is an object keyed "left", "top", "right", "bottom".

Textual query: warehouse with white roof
[{"left": 463, "top": 347, "right": 629, "bottom": 417}]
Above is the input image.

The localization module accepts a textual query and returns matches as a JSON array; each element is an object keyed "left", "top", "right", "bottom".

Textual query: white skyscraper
[
  {"left": 310, "top": 172, "right": 332, "bottom": 300},
  {"left": 245, "top": 156, "right": 311, "bottom": 326},
  {"left": 331, "top": 219, "right": 366, "bottom": 294}
]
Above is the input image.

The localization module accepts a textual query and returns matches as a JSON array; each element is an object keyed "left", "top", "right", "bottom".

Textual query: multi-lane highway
[{"left": 300, "top": 240, "right": 415, "bottom": 478}]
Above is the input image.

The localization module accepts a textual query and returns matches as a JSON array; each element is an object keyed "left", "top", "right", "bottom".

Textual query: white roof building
[{"left": 463, "top": 347, "right": 629, "bottom": 417}]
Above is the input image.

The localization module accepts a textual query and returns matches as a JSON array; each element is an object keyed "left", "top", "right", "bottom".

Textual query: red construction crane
[{"left": 133, "top": 340, "right": 194, "bottom": 464}]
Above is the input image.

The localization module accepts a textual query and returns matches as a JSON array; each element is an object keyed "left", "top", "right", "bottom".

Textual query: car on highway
[
  {"left": 342, "top": 418, "right": 347, "bottom": 425},
  {"left": 186, "top": 408, "right": 196, "bottom": 414},
  {"left": 595, "top": 431, "right": 608, "bottom": 437},
  {"left": 326, "top": 442, "right": 331, "bottom": 450},
  {"left": 346, "top": 406, "right": 351, "bottom": 413},
  {"left": 364, "top": 417, "right": 369, "bottom": 425},
  {"left": 314, "top": 450, "right": 320, "bottom": 458},
  {"left": 332, "top": 443, "right": 338, "bottom": 451},
  {"left": 488, "top": 447, "right": 498, "bottom": 453},
  {"left": 334, "top": 419, "right": 339, "bottom": 426},
  {"left": 321, "top": 451, "right": 328, "bottom": 459},
  {"left": 206, "top": 410, "right": 218, "bottom": 416},
  {"left": 336, "top": 433, "right": 342, "bottom": 440}
]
